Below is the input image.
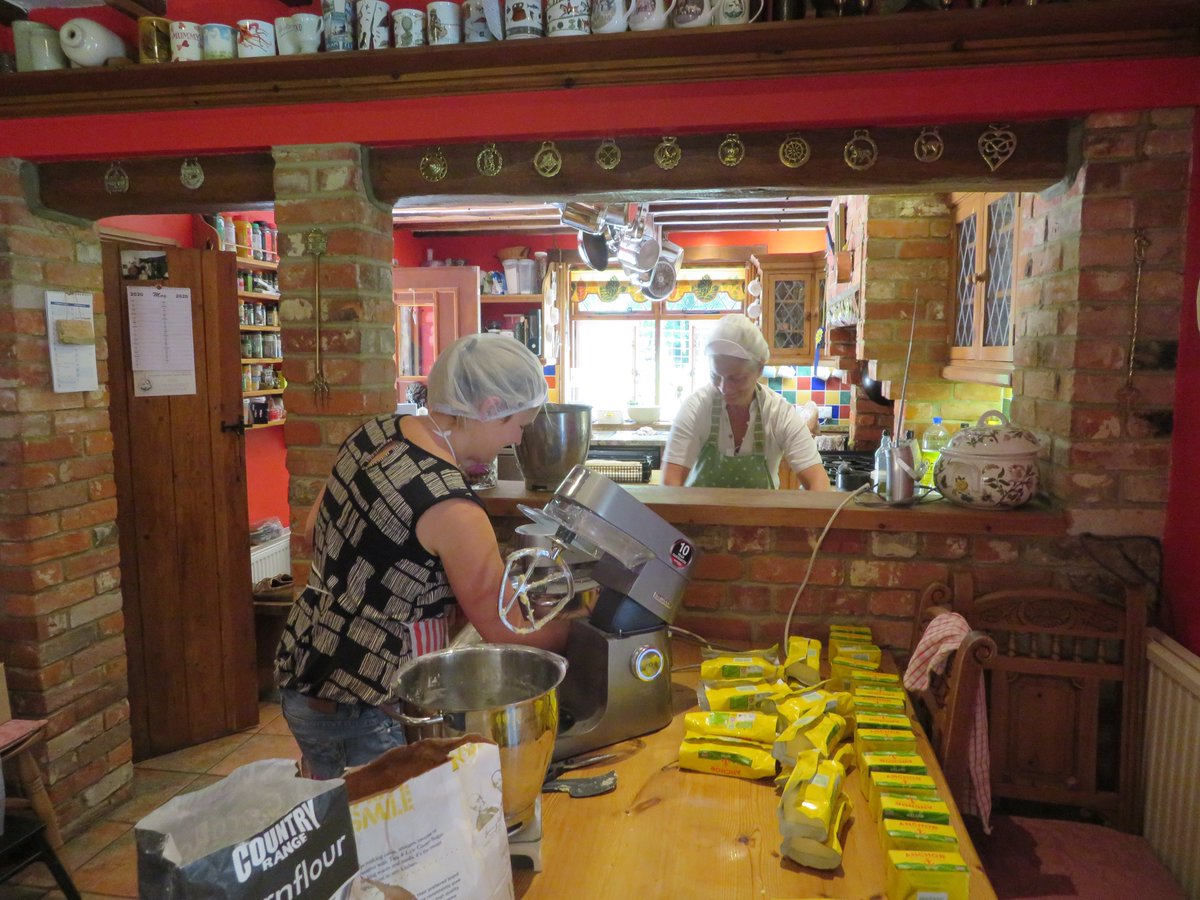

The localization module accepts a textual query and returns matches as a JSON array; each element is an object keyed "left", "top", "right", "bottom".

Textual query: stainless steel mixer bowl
[
  {"left": 514, "top": 403, "right": 592, "bottom": 492},
  {"left": 390, "top": 644, "right": 567, "bottom": 831}
]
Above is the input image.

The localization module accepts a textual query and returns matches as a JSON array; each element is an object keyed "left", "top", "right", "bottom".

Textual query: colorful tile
[
  {"left": 782, "top": 390, "right": 796, "bottom": 403},
  {"left": 768, "top": 377, "right": 782, "bottom": 390}
]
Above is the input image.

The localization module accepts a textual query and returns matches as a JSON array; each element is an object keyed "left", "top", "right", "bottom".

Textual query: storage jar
[{"left": 932, "top": 410, "right": 1041, "bottom": 510}]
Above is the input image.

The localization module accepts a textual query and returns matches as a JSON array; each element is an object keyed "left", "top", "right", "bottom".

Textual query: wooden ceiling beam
[
  {"left": 103, "top": 0, "right": 167, "bottom": 18},
  {"left": 35, "top": 153, "right": 275, "bottom": 220}
]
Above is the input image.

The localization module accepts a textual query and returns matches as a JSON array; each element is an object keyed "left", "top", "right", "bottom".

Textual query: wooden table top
[{"left": 513, "top": 641, "right": 996, "bottom": 900}]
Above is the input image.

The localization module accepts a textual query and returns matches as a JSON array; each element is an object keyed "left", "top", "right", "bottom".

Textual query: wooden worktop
[
  {"left": 481, "top": 479, "right": 1065, "bottom": 535},
  {"left": 512, "top": 641, "right": 996, "bottom": 899}
]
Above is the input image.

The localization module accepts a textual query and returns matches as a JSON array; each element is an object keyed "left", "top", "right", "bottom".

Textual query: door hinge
[{"left": 221, "top": 420, "right": 248, "bottom": 435}]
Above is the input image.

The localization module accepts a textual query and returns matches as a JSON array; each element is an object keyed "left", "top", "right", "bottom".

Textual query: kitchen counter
[
  {"left": 480, "top": 479, "right": 1065, "bottom": 536},
  {"left": 511, "top": 640, "right": 996, "bottom": 898}
]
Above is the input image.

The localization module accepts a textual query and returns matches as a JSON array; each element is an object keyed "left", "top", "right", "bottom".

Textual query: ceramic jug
[
  {"left": 671, "top": 0, "right": 713, "bottom": 27},
  {"left": 591, "top": 0, "right": 633, "bottom": 32},
  {"left": 629, "top": 0, "right": 676, "bottom": 31},
  {"left": 59, "top": 18, "right": 127, "bottom": 67},
  {"left": 714, "top": 0, "right": 763, "bottom": 24},
  {"left": 15, "top": 21, "right": 65, "bottom": 71},
  {"left": 547, "top": 0, "right": 590, "bottom": 36}
]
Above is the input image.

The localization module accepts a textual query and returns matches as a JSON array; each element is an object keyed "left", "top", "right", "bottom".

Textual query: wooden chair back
[
  {"left": 949, "top": 572, "right": 1148, "bottom": 832},
  {"left": 909, "top": 583, "right": 998, "bottom": 810}
]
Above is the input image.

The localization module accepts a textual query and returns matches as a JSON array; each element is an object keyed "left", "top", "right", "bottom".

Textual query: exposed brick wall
[
  {"left": 272, "top": 144, "right": 397, "bottom": 575},
  {"left": 0, "top": 157, "right": 132, "bottom": 835}
]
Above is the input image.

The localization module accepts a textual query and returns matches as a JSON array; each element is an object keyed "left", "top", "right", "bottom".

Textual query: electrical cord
[{"left": 781, "top": 482, "right": 874, "bottom": 649}]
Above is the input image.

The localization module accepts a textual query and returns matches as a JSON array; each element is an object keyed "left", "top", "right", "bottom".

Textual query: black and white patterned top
[{"left": 274, "top": 415, "right": 481, "bottom": 706}]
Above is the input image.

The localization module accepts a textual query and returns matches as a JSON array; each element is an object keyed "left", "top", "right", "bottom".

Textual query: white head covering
[
  {"left": 705, "top": 314, "right": 770, "bottom": 366},
  {"left": 427, "top": 332, "right": 548, "bottom": 421}
]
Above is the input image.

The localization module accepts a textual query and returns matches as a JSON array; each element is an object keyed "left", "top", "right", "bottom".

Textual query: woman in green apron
[{"left": 662, "top": 315, "right": 829, "bottom": 491}]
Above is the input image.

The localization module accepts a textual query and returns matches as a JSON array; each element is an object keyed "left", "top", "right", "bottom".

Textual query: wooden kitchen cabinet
[
  {"left": 944, "top": 192, "right": 1018, "bottom": 385},
  {"left": 750, "top": 251, "right": 824, "bottom": 365}
]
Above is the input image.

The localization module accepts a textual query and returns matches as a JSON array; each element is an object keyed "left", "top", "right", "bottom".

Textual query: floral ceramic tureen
[{"left": 933, "top": 410, "right": 1041, "bottom": 510}]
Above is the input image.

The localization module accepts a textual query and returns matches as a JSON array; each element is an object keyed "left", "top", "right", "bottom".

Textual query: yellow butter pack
[
  {"left": 855, "top": 727, "right": 917, "bottom": 756},
  {"left": 850, "top": 669, "right": 901, "bottom": 688},
  {"left": 856, "top": 685, "right": 906, "bottom": 701},
  {"left": 880, "top": 793, "right": 951, "bottom": 826},
  {"left": 829, "top": 624, "right": 873, "bottom": 640},
  {"left": 869, "top": 772, "right": 940, "bottom": 819},
  {"left": 701, "top": 643, "right": 779, "bottom": 664},
  {"left": 830, "top": 656, "right": 880, "bottom": 690},
  {"left": 831, "top": 641, "right": 882, "bottom": 666},
  {"left": 774, "top": 712, "right": 845, "bottom": 768},
  {"left": 854, "top": 694, "right": 908, "bottom": 714},
  {"left": 684, "top": 710, "right": 779, "bottom": 745},
  {"left": 863, "top": 751, "right": 928, "bottom": 777},
  {"left": 699, "top": 656, "right": 784, "bottom": 683},
  {"left": 856, "top": 712, "right": 912, "bottom": 731},
  {"left": 784, "top": 635, "right": 823, "bottom": 686},
  {"left": 772, "top": 688, "right": 853, "bottom": 725},
  {"left": 880, "top": 818, "right": 960, "bottom": 854},
  {"left": 678, "top": 738, "right": 777, "bottom": 780},
  {"left": 778, "top": 749, "right": 845, "bottom": 842},
  {"left": 700, "top": 680, "right": 790, "bottom": 712},
  {"left": 780, "top": 793, "right": 850, "bottom": 871},
  {"left": 885, "top": 849, "right": 969, "bottom": 900}
]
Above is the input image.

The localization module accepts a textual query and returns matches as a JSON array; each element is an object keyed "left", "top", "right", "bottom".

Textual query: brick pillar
[
  {"left": 1015, "top": 109, "right": 1193, "bottom": 536},
  {"left": 271, "top": 144, "right": 396, "bottom": 574},
  {"left": 0, "top": 158, "right": 132, "bottom": 834}
]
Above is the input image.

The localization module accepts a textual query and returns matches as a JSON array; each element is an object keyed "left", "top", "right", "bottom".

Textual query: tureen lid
[{"left": 944, "top": 410, "right": 1040, "bottom": 457}]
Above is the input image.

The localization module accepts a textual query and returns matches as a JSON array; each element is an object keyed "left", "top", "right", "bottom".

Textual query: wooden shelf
[
  {"left": 243, "top": 388, "right": 285, "bottom": 397},
  {"left": 236, "top": 257, "right": 278, "bottom": 272},
  {"left": 482, "top": 293, "right": 543, "bottom": 305},
  {"left": 241, "top": 357, "right": 283, "bottom": 365},
  {"left": 239, "top": 324, "right": 280, "bottom": 333},
  {"left": 238, "top": 290, "right": 280, "bottom": 301},
  {"left": 2, "top": 2, "right": 1195, "bottom": 120},
  {"left": 248, "top": 418, "right": 286, "bottom": 430}
]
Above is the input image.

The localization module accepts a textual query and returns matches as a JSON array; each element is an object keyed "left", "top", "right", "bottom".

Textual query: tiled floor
[{"left": 7, "top": 700, "right": 299, "bottom": 900}]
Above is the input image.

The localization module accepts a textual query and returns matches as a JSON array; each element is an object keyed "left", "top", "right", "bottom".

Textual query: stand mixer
[{"left": 500, "top": 465, "right": 698, "bottom": 761}]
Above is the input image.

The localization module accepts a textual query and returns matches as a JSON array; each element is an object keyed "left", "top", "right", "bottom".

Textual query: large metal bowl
[
  {"left": 514, "top": 403, "right": 592, "bottom": 492},
  {"left": 391, "top": 644, "right": 567, "bottom": 831}
]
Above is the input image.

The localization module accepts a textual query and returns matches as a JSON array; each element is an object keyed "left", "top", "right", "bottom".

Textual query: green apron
[{"left": 685, "top": 388, "right": 774, "bottom": 489}]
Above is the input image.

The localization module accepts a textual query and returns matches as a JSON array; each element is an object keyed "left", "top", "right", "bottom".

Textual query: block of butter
[
  {"left": 856, "top": 684, "right": 906, "bottom": 700},
  {"left": 829, "top": 624, "right": 873, "bottom": 640},
  {"left": 869, "top": 772, "right": 940, "bottom": 819},
  {"left": 831, "top": 641, "right": 882, "bottom": 667},
  {"left": 855, "top": 727, "right": 917, "bottom": 756},
  {"left": 880, "top": 818, "right": 960, "bottom": 854},
  {"left": 850, "top": 669, "right": 901, "bottom": 688},
  {"left": 880, "top": 793, "right": 952, "bottom": 826},
  {"left": 885, "top": 849, "right": 969, "bottom": 900},
  {"left": 863, "top": 751, "right": 927, "bottom": 777},
  {"left": 855, "top": 693, "right": 907, "bottom": 714},
  {"left": 856, "top": 712, "right": 912, "bottom": 731}
]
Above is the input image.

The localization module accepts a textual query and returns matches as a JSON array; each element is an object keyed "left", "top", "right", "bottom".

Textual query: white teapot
[
  {"left": 933, "top": 410, "right": 1041, "bottom": 510},
  {"left": 59, "top": 18, "right": 127, "bottom": 67}
]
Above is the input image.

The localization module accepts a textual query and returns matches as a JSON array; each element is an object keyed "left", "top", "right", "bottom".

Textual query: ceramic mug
[
  {"left": 169, "top": 20, "right": 202, "bottom": 61},
  {"left": 274, "top": 16, "right": 301, "bottom": 54},
  {"left": 591, "top": 0, "right": 633, "bottom": 32},
  {"left": 236, "top": 19, "right": 276, "bottom": 56},
  {"left": 356, "top": 0, "right": 391, "bottom": 48},
  {"left": 629, "top": 0, "right": 676, "bottom": 29},
  {"left": 16, "top": 22, "right": 66, "bottom": 71},
  {"left": 426, "top": 1, "right": 461, "bottom": 44},
  {"left": 504, "top": 0, "right": 542, "bottom": 39},
  {"left": 671, "top": 0, "right": 712, "bottom": 26},
  {"left": 547, "top": 0, "right": 590, "bottom": 36},
  {"left": 292, "top": 14, "right": 324, "bottom": 52},
  {"left": 322, "top": 0, "right": 356, "bottom": 51},
  {"left": 714, "top": 0, "right": 763, "bottom": 25},
  {"left": 392, "top": 8, "right": 426, "bottom": 46},
  {"left": 462, "top": 0, "right": 494, "bottom": 42},
  {"left": 200, "top": 23, "right": 236, "bottom": 59},
  {"left": 137, "top": 16, "right": 172, "bottom": 64}
]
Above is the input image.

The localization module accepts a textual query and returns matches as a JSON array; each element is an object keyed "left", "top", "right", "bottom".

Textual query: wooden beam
[
  {"left": 35, "top": 153, "right": 275, "bottom": 220},
  {"left": 370, "top": 121, "right": 1078, "bottom": 206},
  {"left": 0, "top": 1, "right": 1195, "bottom": 120},
  {"left": 103, "top": 0, "right": 168, "bottom": 18}
]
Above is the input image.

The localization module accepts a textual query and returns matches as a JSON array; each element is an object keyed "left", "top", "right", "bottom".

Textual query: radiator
[
  {"left": 1141, "top": 629, "right": 1200, "bottom": 900},
  {"left": 250, "top": 530, "right": 292, "bottom": 583}
]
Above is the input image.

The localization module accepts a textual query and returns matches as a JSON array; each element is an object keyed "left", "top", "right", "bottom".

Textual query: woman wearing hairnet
[
  {"left": 275, "top": 333, "right": 567, "bottom": 778},
  {"left": 663, "top": 314, "right": 830, "bottom": 491}
]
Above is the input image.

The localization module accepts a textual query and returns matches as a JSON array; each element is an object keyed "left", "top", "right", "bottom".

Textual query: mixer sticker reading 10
[{"left": 670, "top": 539, "right": 694, "bottom": 569}]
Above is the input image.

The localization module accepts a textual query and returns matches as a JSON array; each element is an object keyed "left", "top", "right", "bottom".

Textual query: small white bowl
[{"left": 626, "top": 405, "right": 660, "bottom": 425}]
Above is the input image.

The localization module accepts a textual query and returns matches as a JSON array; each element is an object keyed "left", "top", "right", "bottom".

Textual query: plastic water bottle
[
  {"left": 872, "top": 429, "right": 892, "bottom": 492},
  {"left": 920, "top": 417, "right": 951, "bottom": 487}
]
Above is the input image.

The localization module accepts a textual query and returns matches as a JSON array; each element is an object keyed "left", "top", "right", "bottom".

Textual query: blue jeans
[{"left": 280, "top": 688, "right": 406, "bottom": 779}]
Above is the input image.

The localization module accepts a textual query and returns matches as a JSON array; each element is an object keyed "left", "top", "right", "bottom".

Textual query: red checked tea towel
[{"left": 904, "top": 611, "right": 991, "bottom": 833}]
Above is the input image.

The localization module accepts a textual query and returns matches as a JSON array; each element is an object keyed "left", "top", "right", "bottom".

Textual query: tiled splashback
[{"left": 763, "top": 366, "right": 852, "bottom": 424}]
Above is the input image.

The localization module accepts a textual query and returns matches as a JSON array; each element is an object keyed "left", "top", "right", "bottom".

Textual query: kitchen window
[
  {"left": 568, "top": 269, "right": 745, "bottom": 420},
  {"left": 944, "top": 192, "right": 1018, "bottom": 385}
]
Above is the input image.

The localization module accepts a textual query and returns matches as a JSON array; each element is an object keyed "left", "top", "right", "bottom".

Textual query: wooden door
[
  {"left": 391, "top": 266, "right": 480, "bottom": 406},
  {"left": 102, "top": 243, "right": 258, "bottom": 759}
]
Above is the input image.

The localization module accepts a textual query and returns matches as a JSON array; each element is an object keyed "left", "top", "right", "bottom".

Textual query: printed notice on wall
[
  {"left": 45, "top": 291, "right": 100, "bottom": 394},
  {"left": 126, "top": 285, "right": 196, "bottom": 397}
]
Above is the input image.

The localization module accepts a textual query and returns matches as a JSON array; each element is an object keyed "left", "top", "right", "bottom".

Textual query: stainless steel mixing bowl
[{"left": 514, "top": 403, "right": 592, "bottom": 492}]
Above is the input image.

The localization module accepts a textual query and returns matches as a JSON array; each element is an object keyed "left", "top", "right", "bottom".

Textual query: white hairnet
[
  {"left": 705, "top": 314, "right": 770, "bottom": 365},
  {"left": 427, "top": 332, "right": 548, "bottom": 421}
]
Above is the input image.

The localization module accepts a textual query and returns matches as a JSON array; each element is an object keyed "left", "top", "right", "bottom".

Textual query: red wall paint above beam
[{"left": 4, "top": 58, "right": 1199, "bottom": 162}]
